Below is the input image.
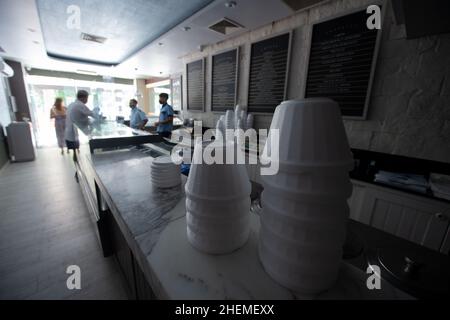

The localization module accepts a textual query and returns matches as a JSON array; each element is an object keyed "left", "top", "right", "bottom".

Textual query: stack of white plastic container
[
  {"left": 185, "top": 139, "right": 251, "bottom": 254},
  {"left": 225, "top": 110, "right": 235, "bottom": 130},
  {"left": 150, "top": 156, "right": 181, "bottom": 188},
  {"left": 258, "top": 98, "right": 354, "bottom": 295},
  {"left": 216, "top": 105, "right": 254, "bottom": 141}
]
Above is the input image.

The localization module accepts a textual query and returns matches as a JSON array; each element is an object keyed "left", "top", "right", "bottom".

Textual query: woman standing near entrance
[{"left": 50, "top": 97, "right": 68, "bottom": 155}]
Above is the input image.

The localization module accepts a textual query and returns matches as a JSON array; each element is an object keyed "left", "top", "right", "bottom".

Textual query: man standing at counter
[
  {"left": 154, "top": 93, "right": 174, "bottom": 138},
  {"left": 65, "top": 90, "right": 94, "bottom": 162},
  {"left": 129, "top": 99, "right": 148, "bottom": 130}
]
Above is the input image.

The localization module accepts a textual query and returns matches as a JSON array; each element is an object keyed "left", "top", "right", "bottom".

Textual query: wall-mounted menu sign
[
  {"left": 186, "top": 59, "right": 205, "bottom": 111},
  {"left": 248, "top": 33, "right": 291, "bottom": 113},
  {"left": 305, "top": 9, "right": 380, "bottom": 118},
  {"left": 211, "top": 48, "right": 239, "bottom": 112}
]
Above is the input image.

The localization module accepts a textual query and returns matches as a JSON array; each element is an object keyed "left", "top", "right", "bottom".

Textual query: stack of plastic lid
[
  {"left": 215, "top": 105, "right": 255, "bottom": 143},
  {"left": 215, "top": 117, "right": 225, "bottom": 140},
  {"left": 185, "top": 139, "right": 251, "bottom": 254},
  {"left": 246, "top": 113, "right": 254, "bottom": 130},
  {"left": 258, "top": 98, "right": 354, "bottom": 295},
  {"left": 150, "top": 156, "right": 181, "bottom": 188},
  {"left": 235, "top": 105, "right": 246, "bottom": 128},
  {"left": 225, "top": 110, "right": 235, "bottom": 129}
]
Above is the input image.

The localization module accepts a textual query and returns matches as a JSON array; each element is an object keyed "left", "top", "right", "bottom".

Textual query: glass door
[{"left": 26, "top": 75, "right": 136, "bottom": 148}]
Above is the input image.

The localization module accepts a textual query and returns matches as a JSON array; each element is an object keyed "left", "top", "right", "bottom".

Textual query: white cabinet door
[{"left": 358, "top": 185, "right": 450, "bottom": 251}]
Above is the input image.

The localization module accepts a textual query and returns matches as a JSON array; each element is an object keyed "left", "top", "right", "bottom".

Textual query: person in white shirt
[
  {"left": 129, "top": 99, "right": 148, "bottom": 130},
  {"left": 65, "top": 90, "right": 93, "bottom": 161}
]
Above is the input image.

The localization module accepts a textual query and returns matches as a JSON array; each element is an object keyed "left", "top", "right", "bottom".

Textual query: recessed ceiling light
[
  {"left": 225, "top": 1, "right": 237, "bottom": 8},
  {"left": 33, "top": 40, "right": 40, "bottom": 44},
  {"left": 182, "top": 26, "right": 191, "bottom": 31},
  {"left": 28, "top": 28, "right": 36, "bottom": 33},
  {"left": 158, "top": 42, "right": 164, "bottom": 46}
]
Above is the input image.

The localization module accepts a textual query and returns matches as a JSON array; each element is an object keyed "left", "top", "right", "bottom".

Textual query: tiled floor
[{"left": 0, "top": 147, "right": 128, "bottom": 299}]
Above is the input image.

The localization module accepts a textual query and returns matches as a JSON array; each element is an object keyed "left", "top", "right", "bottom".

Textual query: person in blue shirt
[
  {"left": 154, "top": 93, "right": 174, "bottom": 138},
  {"left": 129, "top": 99, "right": 148, "bottom": 130}
]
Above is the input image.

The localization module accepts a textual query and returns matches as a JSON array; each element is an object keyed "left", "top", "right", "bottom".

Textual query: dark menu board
[
  {"left": 186, "top": 59, "right": 204, "bottom": 111},
  {"left": 211, "top": 49, "right": 238, "bottom": 112},
  {"left": 248, "top": 33, "right": 290, "bottom": 113},
  {"left": 171, "top": 75, "right": 182, "bottom": 110},
  {"left": 305, "top": 9, "right": 380, "bottom": 118}
]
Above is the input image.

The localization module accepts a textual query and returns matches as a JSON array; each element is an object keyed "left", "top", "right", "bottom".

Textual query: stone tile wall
[{"left": 180, "top": 0, "right": 450, "bottom": 163}]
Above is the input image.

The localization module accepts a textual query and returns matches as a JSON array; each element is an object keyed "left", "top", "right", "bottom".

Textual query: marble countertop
[{"left": 89, "top": 149, "right": 412, "bottom": 300}]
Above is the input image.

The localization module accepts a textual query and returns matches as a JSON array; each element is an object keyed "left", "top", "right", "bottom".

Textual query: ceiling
[
  {"left": 0, "top": 0, "right": 294, "bottom": 79},
  {"left": 35, "top": 0, "right": 214, "bottom": 65}
]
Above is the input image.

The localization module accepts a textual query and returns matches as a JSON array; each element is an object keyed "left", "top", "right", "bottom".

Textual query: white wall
[
  {"left": 135, "top": 79, "right": 150, "bottom": 114},
  {"left": 180, "top": 0, "right": 450, "bottom": 163}
]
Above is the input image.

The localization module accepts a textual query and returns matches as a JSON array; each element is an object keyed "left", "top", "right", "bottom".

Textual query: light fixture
[
  {"left": 158, "top": 42, "right": 164, "bottom": 46},
  {"left": 182, "top": 26, "right": 191, "bottom": 31},
  {"left": 27, "top": 28, "right": 36, "bottom": 33},
  {"left": 225, "top": 1, "right": 237, "bottom": 8},
  {"left": 32, "top": 40, "right": 40, "bottom": 44}
]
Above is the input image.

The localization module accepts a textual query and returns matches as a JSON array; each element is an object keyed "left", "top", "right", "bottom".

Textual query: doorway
[{"left": 26, "top": 75, "right": 136, "bottom": 147}]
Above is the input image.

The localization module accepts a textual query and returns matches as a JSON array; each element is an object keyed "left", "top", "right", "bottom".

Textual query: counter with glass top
[
  {"left": 72, "top": 120, "right": 163, "bottom": 255},
  {"left": 76, "top": 120, "right": 164, "bottom": 153}
]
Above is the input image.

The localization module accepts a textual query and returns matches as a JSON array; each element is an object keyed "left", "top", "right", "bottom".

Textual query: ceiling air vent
[
  {"left": 281, "top": 0, "right": 328, "bottom": 12},
  {"left": 80, "top": 32, "right": 107, "bottom": 44},
  {"left": 208, "top": 18, "right": 243, "bottom": 35}
]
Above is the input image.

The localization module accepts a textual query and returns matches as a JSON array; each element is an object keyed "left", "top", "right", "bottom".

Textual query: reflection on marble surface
[
  {"left": 146, "top": 212, "right": 413, "bottom": 300},
  {"left": 92, "top": 149, "right": 184, "bottom": 239}
]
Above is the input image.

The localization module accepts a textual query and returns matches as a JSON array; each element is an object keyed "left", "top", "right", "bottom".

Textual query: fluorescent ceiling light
[
  {"left": 146, "top": 79, "right": 170, "bottom": 88},
  {"left": 76, "top": 69, "right": 97, "bottom": 75}
]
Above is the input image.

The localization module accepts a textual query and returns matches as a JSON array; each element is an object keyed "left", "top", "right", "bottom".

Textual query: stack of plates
[
  {"left": 185, "top": 139, "right": 251, "bottom": 254},
  {"left": 258, "top": 98, "right": 354, "bottom": 295},
  {"left": 150, "top": 156, "right": 181, "bottom": 188}
]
